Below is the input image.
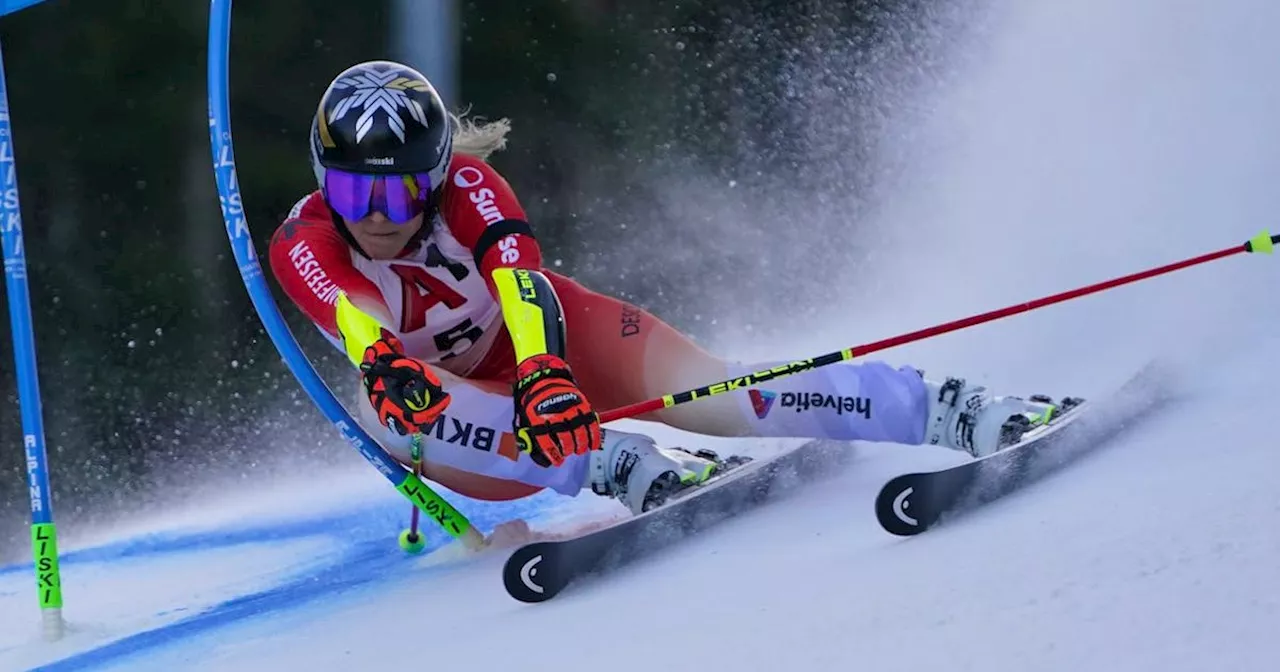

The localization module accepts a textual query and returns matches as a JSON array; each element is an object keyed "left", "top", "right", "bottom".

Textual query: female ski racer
[{"left": 267, "top": 60, "right": 1059, "bottom": 515}]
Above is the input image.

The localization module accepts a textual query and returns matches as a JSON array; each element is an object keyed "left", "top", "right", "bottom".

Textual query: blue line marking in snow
[
  {"left": 0, "top": 508, "right": 381, "bottom": 575},
  {"left": 16, "top": 491, "right": 564, "bottom": 672}
]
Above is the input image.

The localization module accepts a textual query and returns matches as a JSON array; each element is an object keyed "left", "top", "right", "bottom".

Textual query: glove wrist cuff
[{"left": 515, "top": 352, "right": 573, "bottom": 383}]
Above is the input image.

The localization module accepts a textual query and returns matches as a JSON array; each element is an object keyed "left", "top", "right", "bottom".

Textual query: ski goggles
[{"left": 323, "top": 168, "right": 433, "bottom": 224}]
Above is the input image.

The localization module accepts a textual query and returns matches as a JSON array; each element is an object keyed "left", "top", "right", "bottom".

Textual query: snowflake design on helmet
[{"left": 328, "top": 69, "right": 431, "bottom": 144}]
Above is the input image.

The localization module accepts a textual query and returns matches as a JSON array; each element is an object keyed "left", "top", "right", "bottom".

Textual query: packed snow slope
[{"left": 4, "top": 0, "right": 1280, "bottom": 669}]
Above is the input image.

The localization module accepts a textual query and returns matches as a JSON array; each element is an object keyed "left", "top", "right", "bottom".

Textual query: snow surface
[{"left": 5, "top": 0, "right": 1280, "bottom": 669}]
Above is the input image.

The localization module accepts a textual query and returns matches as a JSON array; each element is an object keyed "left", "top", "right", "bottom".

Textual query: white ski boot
[
  {"left": 587, "top": 429, "right": 736, "bottom": 514},
  {"left": 923, "top": 376, "right": 1067, "bottom": 457}
]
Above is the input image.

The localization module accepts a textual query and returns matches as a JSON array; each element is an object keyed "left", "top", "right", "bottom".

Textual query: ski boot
[
  {"left": 587, "top": 429, "right": 751, "bottom": 514},
  {"left": 922, "top": 376, "right": 1083, "bottom": 458}
]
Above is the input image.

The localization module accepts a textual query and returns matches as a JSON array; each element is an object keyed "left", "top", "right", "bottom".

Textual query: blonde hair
[{"left": 450, "top": 109, "right": 512, "bottom": 160}]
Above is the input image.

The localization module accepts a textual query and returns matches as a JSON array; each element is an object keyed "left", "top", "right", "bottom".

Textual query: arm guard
[{"left": 491, "top": 268, "right": 567, "bottom": 362}]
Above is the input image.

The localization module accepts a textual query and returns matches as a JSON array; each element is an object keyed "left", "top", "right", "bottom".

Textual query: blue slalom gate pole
[
  {"left": 0, "top": 1, "right": 47, "bottom": 15},
  {"left": 206, "top": 0, "right": 481, "bottom": 549},
  {"left": 0, "top": 31, "right": 66, "bottom": 641}
]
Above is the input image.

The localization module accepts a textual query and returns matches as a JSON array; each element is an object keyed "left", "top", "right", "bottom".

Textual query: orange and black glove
[
  {"left": 360, "top": 330, "right": 450, "bottom": 435},
  {"left": 512, "top": 353, "right": 602, "bottom": 467}
]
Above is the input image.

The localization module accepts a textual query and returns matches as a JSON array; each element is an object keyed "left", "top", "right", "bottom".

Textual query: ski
[
  {"left": 875, "top": 360, "right": 1178, "bottom": 536},
  {"left": 502, "top": 438, "right": 856, "bottom": 603}
]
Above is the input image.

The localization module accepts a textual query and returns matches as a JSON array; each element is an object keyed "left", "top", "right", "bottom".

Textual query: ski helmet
[{"left": 309, "top": 60, "right": 454, "bottom": 223}]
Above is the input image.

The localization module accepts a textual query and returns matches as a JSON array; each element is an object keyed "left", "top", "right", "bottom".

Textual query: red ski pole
[{"left": 599, "top": 230, "right": 1277, "bottom": 424}]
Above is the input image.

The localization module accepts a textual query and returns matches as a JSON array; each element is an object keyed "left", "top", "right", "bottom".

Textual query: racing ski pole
[
  {"left": 600, "top": 229, "right": 1278, "bottom": 423},
  {"left": 398, "top": 434, "right": 428, "bottom": 554},
  {"left": 333, "top": 291, "right": 485, "bottom": 551}
]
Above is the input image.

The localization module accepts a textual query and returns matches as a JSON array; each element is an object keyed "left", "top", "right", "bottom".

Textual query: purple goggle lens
[{"left": 323, "top": 169, "right": 433, "bottom": 224}]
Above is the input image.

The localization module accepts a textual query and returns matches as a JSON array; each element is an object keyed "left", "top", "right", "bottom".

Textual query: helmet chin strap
[
  {"left": 322, "top": 199, "right": 370, "bottom": 259},
  {"left": 400, "top": 188, "right": 443, "bottom": 251}
]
